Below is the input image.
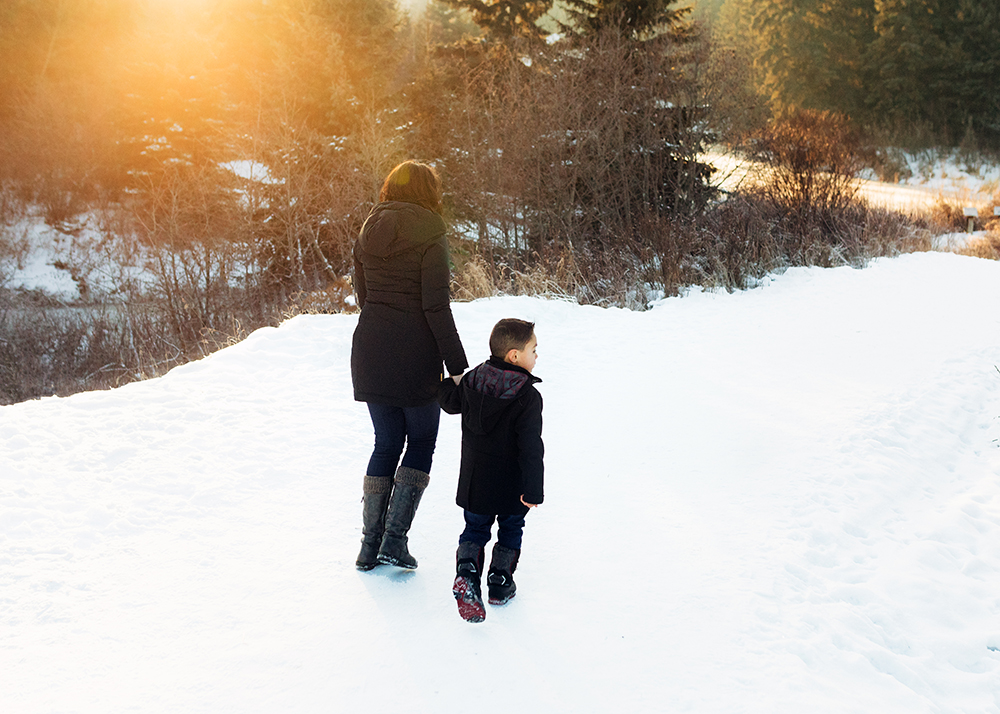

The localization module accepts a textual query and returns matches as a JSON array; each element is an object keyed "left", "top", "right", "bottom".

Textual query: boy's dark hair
[{"left": 489, "top": 318, "right": 535, "bottom": 359}]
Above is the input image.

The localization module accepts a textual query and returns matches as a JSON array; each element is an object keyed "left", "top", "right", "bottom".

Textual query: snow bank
[{"left": 2, "top": 252, "right": 1000, "bottom": 712}]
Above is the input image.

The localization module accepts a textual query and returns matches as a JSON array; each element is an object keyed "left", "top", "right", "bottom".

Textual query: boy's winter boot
[
  {"left": 453, "top": 541, "right": 486, "bottom": 623},
  {"left": 376, "top": 467, "right": 430, "bottom": 569},
  {"left": 356, "top": 476, "right": 392, "bottom": 571},
  {"left": 487, "top": 544, "right": 520, "bottom": 605}
]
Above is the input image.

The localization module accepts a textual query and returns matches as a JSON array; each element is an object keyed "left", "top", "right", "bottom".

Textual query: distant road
[{"left": 854, "top": 178, "right": 946, "bottom": 211}]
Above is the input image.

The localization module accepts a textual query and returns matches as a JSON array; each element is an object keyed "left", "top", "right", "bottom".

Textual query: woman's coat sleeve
[{"left": 421, "top": 237, "right": 468, "bottom": 376}]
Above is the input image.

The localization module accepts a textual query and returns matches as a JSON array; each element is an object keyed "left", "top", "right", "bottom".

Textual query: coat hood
[
  {"left": 358, "top": 200, "right": 446, "bottom": 258},
  {"left": 461, "top": 357, "right": 541, "bottom": 436}
]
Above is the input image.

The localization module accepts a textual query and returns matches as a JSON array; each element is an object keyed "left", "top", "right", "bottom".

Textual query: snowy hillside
[{"left": 2, "top": 252, "right": 1000, "bottom": 713}]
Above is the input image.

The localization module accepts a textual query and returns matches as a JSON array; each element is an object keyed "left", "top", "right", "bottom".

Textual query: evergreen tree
[
  {"left": 744, "top": 0, "right": 875, "bottom": 118},
  {"left": 720, "top": 0, "right": 1000, "bottom": 146},
  {"left": 440, "top": 0, "right": 554, "bottom": 40},
  {"left": 313, "top": 0, "right": 401, "bottom": 92},
  {"left": 559, "top": 0, "right": 690, "bottom": 39},
  {"left": 422, "top": 0, "right": 483, "bottom": 45},
  {"left": 0, "top": 0, "right": 139, "bottom": 206},
  {"left": 865, "top": 0, "right": 1000, "bottom": 144}
]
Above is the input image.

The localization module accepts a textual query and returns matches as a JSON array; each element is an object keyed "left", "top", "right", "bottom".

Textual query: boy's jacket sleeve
[
  {"left": 437, "top": 376, "right": 463, "bottom": 414},
  {"left": 516, "top": 390, "right": 544, "bottom": 505}
]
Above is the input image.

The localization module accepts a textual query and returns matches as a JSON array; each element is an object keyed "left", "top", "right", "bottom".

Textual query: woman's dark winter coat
[
  {"left": 351, "top": 200, "right": 468, "bottom": 407},
  {"left": 438, "top": 357, "right": 544, "bottom": 516}
]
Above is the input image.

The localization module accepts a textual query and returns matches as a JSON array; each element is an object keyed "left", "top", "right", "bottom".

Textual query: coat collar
[{"left": 486, "top": 355, "right": 541, "bottom": 384}]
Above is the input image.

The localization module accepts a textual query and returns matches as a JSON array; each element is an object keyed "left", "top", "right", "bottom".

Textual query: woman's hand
[{"left": 520, "top": 495, "right": 538, "bottom": 508}]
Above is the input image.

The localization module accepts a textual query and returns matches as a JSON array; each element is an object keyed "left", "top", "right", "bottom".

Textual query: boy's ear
[{"left": 505, "top": 347, "right": 519, "bottom": 364}]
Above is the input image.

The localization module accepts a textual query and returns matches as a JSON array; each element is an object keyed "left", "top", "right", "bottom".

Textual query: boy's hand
[{"left": 520, "top": 495, "right": 538, "bottom": 508}]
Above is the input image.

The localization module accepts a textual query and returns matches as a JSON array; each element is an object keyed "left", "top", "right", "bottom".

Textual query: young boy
[{"left": 438, "top": 318, "right": 544, "bottom": 623}]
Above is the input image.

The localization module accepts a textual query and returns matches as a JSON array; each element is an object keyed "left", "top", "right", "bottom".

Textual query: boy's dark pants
[{"left": 459, "top": 511, "right": 526, "bottom": 550}]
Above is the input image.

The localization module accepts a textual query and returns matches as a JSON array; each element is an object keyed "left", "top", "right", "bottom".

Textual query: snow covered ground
[
  {"left": 2, "top": 251, "right": 1000, "bottom": 712},
  {"left": 1, "top": 212, "right": 152, "bottom": 303}
]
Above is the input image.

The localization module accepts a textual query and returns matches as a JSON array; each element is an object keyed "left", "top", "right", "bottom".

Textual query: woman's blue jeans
[{"left": 366, "top": 402, "right": 441, "bottom": 478}]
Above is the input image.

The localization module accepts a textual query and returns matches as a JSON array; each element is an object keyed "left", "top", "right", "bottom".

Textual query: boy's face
[{"left": 506, "top": 333, "right": 538, "bottom": 373}]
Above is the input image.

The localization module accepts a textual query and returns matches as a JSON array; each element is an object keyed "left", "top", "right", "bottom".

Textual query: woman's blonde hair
[{"left": 380, "top": 161, "right": 442, "bottom": 213}]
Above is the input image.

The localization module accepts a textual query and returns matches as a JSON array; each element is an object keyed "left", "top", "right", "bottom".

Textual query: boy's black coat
[
  {"left": 351, "top": 200, "right": 468, "bottom": 407},
  {"left": 438, "top": 356, "right": 544, "bottom": 516}
]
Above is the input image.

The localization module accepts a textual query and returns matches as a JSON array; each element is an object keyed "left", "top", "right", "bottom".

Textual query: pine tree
[
  {"left": 864, "top": 0, "right": 1000, "bottom": 144},
  {"left": 744, "top": 0, "right": 875, "bottom": 118},
  {"left": 559, "top": 0, "right": 690, "bottom": 39},
  {"left": 439, "top": 0, "right": 554, "bottom": 40},
  {"left": 0, "top": 0, "right": 139, "bottom": 203},
  {"left": 312, "top": 0, "right": 402, "bottom": 95},
  {"left": 422, "top": 0, "right": 483, "bottom": 45}
]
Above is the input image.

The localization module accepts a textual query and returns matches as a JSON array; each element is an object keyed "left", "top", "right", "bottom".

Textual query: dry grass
[
  {"left": 960, "top": 228, "right": 1000, "bottom": 260},
  {"left": 452, "top": 251, "right": 582, "bottom": 302},
  {"left": 451, "top": 254, "right": 497, "bottom": 301}
]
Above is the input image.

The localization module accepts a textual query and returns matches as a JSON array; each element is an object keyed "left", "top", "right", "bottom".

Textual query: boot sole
[
  {"left": 453, "top": 575, "right": 486, "bottom": 623},
  {"left": 377, "top": 553, "right": 417, "bottom": 569},
  {"left": 488, "top": 592, "right": 516, "bottom": 606}
]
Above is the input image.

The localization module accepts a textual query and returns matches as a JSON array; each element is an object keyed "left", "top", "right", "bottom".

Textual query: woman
[{"left": 351, "top": 161, "right": 468, "bottom": 571}]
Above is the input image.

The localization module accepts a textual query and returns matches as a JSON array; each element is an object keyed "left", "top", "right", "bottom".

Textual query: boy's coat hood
[
  {"left": 461, "top": 357, "right": 541, "bottom": 436},
  {"left": 358, "top": 200, "right": 446, "bottom": 258}
]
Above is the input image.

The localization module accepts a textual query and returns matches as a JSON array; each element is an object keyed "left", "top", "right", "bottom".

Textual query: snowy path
[
  {"left": 707, "top": 151, "right": 997, "bottom": 212},
  {"left": 2, "top": 252, "right": 1000, "bottom": 712}
]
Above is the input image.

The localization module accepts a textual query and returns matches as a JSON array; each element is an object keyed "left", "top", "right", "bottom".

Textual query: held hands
[
  {"left": 450, "top": 371, "right": 465, "bottom": 385},
  {"left": 520, "top": 495, "right": 538, "bottom": 508}
]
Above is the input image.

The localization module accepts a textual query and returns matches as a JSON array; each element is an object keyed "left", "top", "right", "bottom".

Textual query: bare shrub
[
  {"left": 0, "top": 290, "right": 307, "bottom": 405},
  {"left": 232, "top": 121, "right": 365, "bottom": 302},
  {"left": 565, "top": 240, "right": 650, "bottom": 308},
  {"left": 638, "top": 190, "right": 922, "bottom": 296},
  {"left": 0, "top": 225, "right": 31, "bottom": 289},
  {"left": 0, "top": 182, "right": 27, "bottom": 227},
  {"left": 128, "top": 164, "right": 245, "bottom": 354},
  {"left": 283, "top": 276, "right": 357, "bottom": 317},
  {"left": 436, "top": 62, "right": 924, "bottom": 305},
  {"left": 681, "top": 197, "right": 779, "bottom": 292},
  {"left": 752, "top": 110, "right": 863, "bottom": 215},
  {"left": 0, "top": 305, "right": 133, "bottom": 404}
]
